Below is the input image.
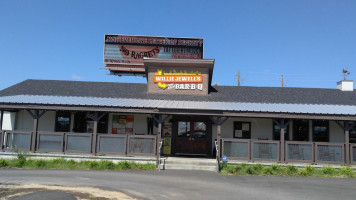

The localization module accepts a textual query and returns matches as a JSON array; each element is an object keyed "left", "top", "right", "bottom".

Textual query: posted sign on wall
[{"left": 104, "top": 35, "right": 204, "bottom": 74}]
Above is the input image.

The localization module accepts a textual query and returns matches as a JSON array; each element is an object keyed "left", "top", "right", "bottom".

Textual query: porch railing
[
  {"left": 4, "top": 131, "right": 32, "bottom": 151},
  {"left": 221, "top": 138, "right": 348, "bottom": 165},
  {"left": 97, "top": 134, "right": 127, "bottom": 155},
  {"left": 351, "top": 144, "right": 356, "bottom": 164},
  {"left": 37, "top": 131, "right": 65, "bottom": 152},
  {"left": 127, "top": 135, "right": 157, "bottom": 156},
  {"left": 221, "top": 139, "right": 250, "bottom": 160},
  {"left": 251, "top": 140, "right": 280, "bottom": 162},
  {"left": 65, "top": 133, "right": 93, "bottom": 153},
  {"left": 0, "top": 130, "right": 158, "bottom": 158},
  {"left": 315, "top": 142, "right": 344, "bottom": 164},
  {"left": 285, "top": 141, "right": 313, "bottom": 163}
]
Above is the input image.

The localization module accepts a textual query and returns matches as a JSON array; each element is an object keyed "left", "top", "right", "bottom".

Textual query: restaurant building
[{"left": 0, "top": 35, "right": 356, "bottom": 169}]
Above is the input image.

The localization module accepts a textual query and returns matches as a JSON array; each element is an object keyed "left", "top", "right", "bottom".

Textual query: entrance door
[{"left": 175, "top": 121, "right": 207, "bottom": 155}]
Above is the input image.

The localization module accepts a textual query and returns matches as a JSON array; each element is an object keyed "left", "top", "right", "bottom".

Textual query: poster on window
[
  {"left": 112, "top": 115, "right": 134, "bottom": 134},
  {"left": 163, "top": 124, "right": 172, "bottom": 137}
]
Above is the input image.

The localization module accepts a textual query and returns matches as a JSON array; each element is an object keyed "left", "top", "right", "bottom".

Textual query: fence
[
  {"left": 221, "top": 138, "right": 348, "bottom": 165},
  {"left": 351, "top": 144, "right": 356, "bottom": 164},
  {"left": 0, "top": 130, "right": 157, "bottom": 157},
  {"left": 285, "top": 141, "right": 313, "bottom": 163}
]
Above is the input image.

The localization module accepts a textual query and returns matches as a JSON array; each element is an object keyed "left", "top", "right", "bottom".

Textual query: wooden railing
[
  {"left": 3, "top": 131, "right": 32, "bottom": 151},
  {"left": 285, "top": 141, "right": 314, "bottom": 163},
  {"left": 351, "top": 144, "right": 356, "bottom": 164},
  {"left": 221, "top": 138, "right": 348, "bottom": 165},
  {"left": 0, "top": 130, "right": 157, "bottom": 158}
]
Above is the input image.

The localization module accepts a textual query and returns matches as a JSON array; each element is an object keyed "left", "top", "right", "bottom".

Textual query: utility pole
[
  {"left": 281, "top": 75, "right": 284, "bottom": 88},
  {"left": 238, "top": 70, "right": 240, "bottom": 87}
]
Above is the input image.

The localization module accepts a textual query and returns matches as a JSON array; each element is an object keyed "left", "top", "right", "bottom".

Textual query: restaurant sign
[
  {"left": 154, "top": 69, "right": 203, "bottom": 90},
  {"left": 104, "top": 35, "right": 204, "bottom": 74}
]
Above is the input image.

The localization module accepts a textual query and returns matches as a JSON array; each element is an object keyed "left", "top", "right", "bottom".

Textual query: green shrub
[
  {"left": 271, "top": 164, "right": 283, "bottom": 174},
  {"left": 243, "top": 165, "right": 256, "bottom": 175},
  {"left": 117, "top": 161, "right": 131, "bottom": 170},
  {"left": 286, "top": 165, "right": 299, "bottom": 175},
  {"left": 298, "top": 169, "right": 309, "bottom": 176},
  {"left": 35, "top": 160, "right": 46, "bottom": 168},
  {"left": 88, "top": 161, "right": 99, "bottom": 169},
  {"left": 252, "top": 164, "right": 263, "bottom": 173},
  {"left": 321, "top": 166, "right": 336, "bottom": 175},
  {"left": 304, "top": 165, "right": 316, "bottom": 173},
  {"left": 263, "top": 166, "right": 274, "bottom": 175},
  {"left": 100, "top": 161, "right": 115, "bottom": 170},
  {"left": 340, "top": 167, "right": 354, "bottom": 178},
  {"left": 15, "top": 158, "right": 26, "bottom": 167},
  {"left": 0, "top": 159, "right": 8, "bottom": 167}
]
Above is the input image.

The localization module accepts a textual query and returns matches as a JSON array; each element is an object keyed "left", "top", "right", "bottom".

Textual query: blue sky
[{"left": 0, "top": 0, "right": 355, "bottom": 90}]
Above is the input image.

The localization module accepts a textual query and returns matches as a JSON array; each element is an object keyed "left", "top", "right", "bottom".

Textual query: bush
[
  {"left": 304, "top": 165, "right": 316, "bottom": 174},
  {"left": 0, "top": 159, "right": 8, "bottom": 167},
  {"left": 117, "top": 161, "right": 131, "bottom": 170},
  {"left": 286, "top": 165, "right": 298, "bottom": 175},
  {"left": 340, "top": 167, "right": 354, "bottom": 178},
  {"left": 271, "top": 164, "right": 283, "bottom": 174},
  {"left": 263, "top": 166, "right": 274, "bottom": 175},
  {"left": 298, "top": 169, "right": 309, "bottom": 176},
  {"left": 321, "top": 166, "right": 336, "bottom": 175},
  {"left": 88, "top": 161, "right": 99, "bottom": 169},
  {"left": 100, "top": 161, "right": 115, "bottom": 170},
  {"left": 35, "top": 160, "right": 46, "bottom": 168}
]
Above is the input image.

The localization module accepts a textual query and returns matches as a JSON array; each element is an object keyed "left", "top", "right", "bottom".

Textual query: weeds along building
[{"left": 0, "top": 35, "right": 356, "bottom": 167}]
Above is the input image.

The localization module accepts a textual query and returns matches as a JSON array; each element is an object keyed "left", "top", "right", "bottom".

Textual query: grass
[
  {"left": 220, "top": 163, "right": 356, "bottom": 178},
  {"left": 0, "top": 155, "right": 156, "bottom": 171}
]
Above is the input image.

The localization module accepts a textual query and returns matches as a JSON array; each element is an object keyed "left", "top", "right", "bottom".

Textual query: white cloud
[{"left": 71, "top": 75, "right": 84, "bottom": 80}]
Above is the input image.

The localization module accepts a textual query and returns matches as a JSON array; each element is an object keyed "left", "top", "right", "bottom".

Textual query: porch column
[
  {"left": 26, "top": 109, "right": 46, "bottom": 153},
  {"left": 0, "top": 110, "right": 3, "bottom": 131},
  {"left": 335, "top": 120, "right": 356, "bottom": 165},
  {"left": 88, "top": 112, "right": 107, "bottom": 155},
  {"left": 280, "top": 126, "right": 285, "bottom": 163},
  {"left": 0, "top": 111, "right": 3, "bottom": 151},
  {"left": 345, "top": 129, "right": 350, "bottom": 165},
  {"left": 209, "top": 116, "right": 229, "bottom": 168},
  {"left": 92, "top": 112, "right": 98, "bottom": 155},
  {"left": 157, "top": 116, "right": 162, "bottom": 168},
  {"left": 153, "top": 114, "right": 169, "bottom": 169},
  {"left": 273, "top": 119, "right": 290, "bottom": 163}
]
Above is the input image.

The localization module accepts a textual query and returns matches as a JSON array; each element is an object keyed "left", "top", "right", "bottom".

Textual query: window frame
[
  {"left": 55, "top": 111, "right": 71, "bottom": 132},
  {"left": 233, "top": 121, "right": 251, "bottom": 139},
  {"left": 312, "top": 120, "right": 329, "bottom": 142}
]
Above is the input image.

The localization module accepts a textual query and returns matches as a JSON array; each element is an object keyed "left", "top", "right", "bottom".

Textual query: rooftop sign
[{"left": 104, "top": 35, "right": 204, "bottom": 75}]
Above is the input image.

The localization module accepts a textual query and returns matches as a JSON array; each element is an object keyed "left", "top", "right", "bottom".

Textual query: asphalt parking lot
[{"left": 1, "top": 169, "right": 356, "bottom": 200}]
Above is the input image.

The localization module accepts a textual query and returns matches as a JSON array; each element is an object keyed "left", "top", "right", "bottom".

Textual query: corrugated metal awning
[{"left": 0, "top": 95, "right": 356, "bottom": 116}]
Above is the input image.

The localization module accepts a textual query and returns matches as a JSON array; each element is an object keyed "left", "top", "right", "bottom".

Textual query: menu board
[{"left": 112, "top": 115, "right": 134, "bottom": 134}]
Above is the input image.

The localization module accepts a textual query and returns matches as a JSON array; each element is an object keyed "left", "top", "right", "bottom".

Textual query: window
[
  {"left": 233, "top": 122, "right": 251, "bottom": 139},
  {"left": 55, "top": 111, "right": 71, "bottom": 132},
  {"left": 349, "top": 122, "right": 356, "bottom": 143},
  {"left": 73, "top": 112, "right": 108, "bottom": 133},
  {"left": 312, "top": 120, "right": 329, "bottom": 142},
  {"left": 293, "top": 120, "right": 309, "bottom": 141},
  {"left": 273, "top": 121, "right": 289, "bottom": 140}
]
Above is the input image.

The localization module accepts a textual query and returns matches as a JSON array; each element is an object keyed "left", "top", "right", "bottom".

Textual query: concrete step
[
  {"left": 159, "top": 157, "right": 218, "bottom": 171},
  {"left": 160, "top": 163, "right": 217, "bottom": 171}
]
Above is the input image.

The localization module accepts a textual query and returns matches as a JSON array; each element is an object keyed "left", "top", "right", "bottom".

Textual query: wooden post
[
  {"left": 0, "top": 110, "right": 3, "bottom": 131},
  {"left": 280, "top": 127, "right": 285, "bottom": 163},
  {"left": 345, "top": 129, "right": 350, "bottom": 165},
  {"left": 0, "top": 111, "right": 3, "bottom": 151},
  {"left": 92, "top": 112, "right": 98, "bottom": 155},
  {"left": 217, "top": 121, "right": 221, "bottom": 160},
  {"left": 31, "top": 110, "right": 39, "bottom": 153},
  {"left": 156, "top": 115, "right": 162, "bottom": 168}
]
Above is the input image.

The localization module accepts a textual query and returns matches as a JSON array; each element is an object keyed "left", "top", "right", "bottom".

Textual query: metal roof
[{"left": 1, "top": 95, "right": 356, "bottom": 116}]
